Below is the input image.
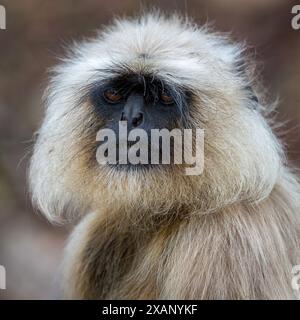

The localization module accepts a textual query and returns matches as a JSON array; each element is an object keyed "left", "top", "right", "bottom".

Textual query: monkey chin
[{"left": 85, "top": 159, "right": 200, "bottom": 222}]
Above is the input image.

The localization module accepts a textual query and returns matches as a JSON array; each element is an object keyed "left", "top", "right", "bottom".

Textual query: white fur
[{"left": 29, "top": 14, "right": 300, "bottom": 299}]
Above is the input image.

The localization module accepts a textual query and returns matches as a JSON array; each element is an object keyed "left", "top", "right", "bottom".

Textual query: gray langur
[{"left": 29, "top": 14, "right": 300, "bottom": 299}]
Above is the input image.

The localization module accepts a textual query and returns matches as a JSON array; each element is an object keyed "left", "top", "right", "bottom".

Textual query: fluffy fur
[{"left": 29, "top": 14, "right": 300, "bottom": 299}]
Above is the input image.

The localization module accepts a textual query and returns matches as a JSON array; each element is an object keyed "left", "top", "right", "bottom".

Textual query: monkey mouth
[
  {"left": 95, "top": 119, "right": 205, "bottom": 176},
  {"left": 95, "top": 124, "right": 204, "bottom": 176},
  {"left": 107, "top": 162, "right": 163, "bottom": 172},
  {"left": 101, "top": 142, "right": 177, "bottom": 170}
]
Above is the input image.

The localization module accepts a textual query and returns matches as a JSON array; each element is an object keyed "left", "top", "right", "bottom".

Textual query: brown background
[{"left": 0, "top": 0, "right": 299, "bottom": 299}]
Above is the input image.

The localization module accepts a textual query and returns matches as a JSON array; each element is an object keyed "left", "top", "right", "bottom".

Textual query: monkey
[{"left": 29, "top": 13, "right": 300, "bottom": 299}]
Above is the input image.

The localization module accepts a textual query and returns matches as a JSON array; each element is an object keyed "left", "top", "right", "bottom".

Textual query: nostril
[
  {"left": 132, "top": 112, "right": 143, "bottom": 127},
  {"left": 120, "top": 112, "right": 127, "bottom": 122}
]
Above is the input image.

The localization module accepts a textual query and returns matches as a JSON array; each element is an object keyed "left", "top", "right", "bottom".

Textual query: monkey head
[{"left": 29, "top": 14, "right": 282, "bottom": 223}]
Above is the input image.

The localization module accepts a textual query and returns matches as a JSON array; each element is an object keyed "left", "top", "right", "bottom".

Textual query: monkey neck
[
  {"left": 101, "top": 203, "right": 192, "bottom": 232},
  {"left": 64, "top": 169, "right": 300, "bottom": 299}
]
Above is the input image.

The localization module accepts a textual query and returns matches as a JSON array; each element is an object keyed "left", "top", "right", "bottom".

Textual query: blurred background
[{"left": 0, "top": 0, "right": 299, "bottom": 299}]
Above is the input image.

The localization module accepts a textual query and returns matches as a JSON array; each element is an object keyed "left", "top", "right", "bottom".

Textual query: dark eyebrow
[
  {"left": 83, "top": 72, "right": 190, "bottom": 112},
  {"left": 85, "top": 73, "right": 180, "bottom": 96}
]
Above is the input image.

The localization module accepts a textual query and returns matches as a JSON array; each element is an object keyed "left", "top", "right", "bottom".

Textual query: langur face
[
  {"left": 88, "top": 73, "right": 191, "bottom": 168},
  {"left": 90, "top": 74, "right": 188, "bottom": 132}
]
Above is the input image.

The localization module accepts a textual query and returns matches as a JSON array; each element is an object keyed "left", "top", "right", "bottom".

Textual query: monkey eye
[
  {"left": 103, "top": 89, "right": 123, "bottom": 104},
  {"left": 160, "top": 91, "right": 174, "bottom": 105}
]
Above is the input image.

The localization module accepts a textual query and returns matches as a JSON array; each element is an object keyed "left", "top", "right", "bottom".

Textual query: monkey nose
[
  {"left": 121, "top": 112, "right": 144, "bottom": 128},
  {"left": 131, "top": 112, "right": 144, "bottom": 127}
]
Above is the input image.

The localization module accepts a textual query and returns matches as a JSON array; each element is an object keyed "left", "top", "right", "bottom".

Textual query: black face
[
  {"left": 88, "top": 73, "right": 189, "bottom": 169},
  {"left": 90, "top": 73, "right": 188, "bottom": 134}
]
